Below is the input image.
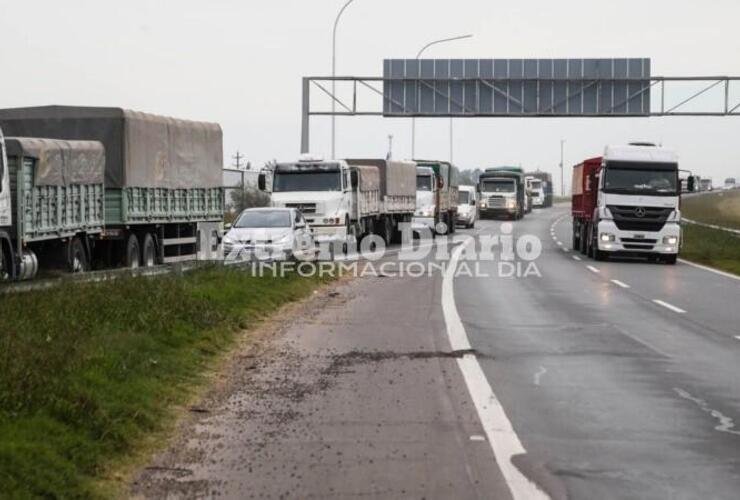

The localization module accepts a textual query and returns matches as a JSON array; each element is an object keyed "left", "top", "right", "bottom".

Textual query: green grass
[
  {"left": 681, "top": 223, "right": 740, "bottom": 276},
  {"left": 0, "top": 266, "right": 334, "bottom": 498},
  {"left": 682, "top": 190, "right": 740, "bottom": 230}
]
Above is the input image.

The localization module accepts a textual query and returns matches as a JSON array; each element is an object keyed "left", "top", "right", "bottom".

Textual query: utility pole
[
  {"left": 387, "top": 134, "right": 394, "bottom": 160},
  {"left": 332, "top": 0, "right": 357, "bottom": 159},
  {"left": 232, "top": 150, "right": 244, "bottom": 170},
  {"left": 559, "top": 139, "right": 566, "bottom": 196}
]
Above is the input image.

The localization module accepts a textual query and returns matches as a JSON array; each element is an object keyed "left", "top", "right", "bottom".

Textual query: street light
[
  {"left": 411, "top": 34, "right": 473, "bottom": 160},
  {"left": 331, "top": 0, "right": 357, "bottom": 159},
  {"left": 559, "top": 139, "right": 566, "bottom": 196}
]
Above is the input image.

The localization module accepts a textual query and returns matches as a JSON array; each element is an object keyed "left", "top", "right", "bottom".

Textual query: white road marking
[
  {"left": 572, "top": 255, "right": 582, "bottom": 261},
  {"left": 470, "top": 435, "right": 487, "bottom": 442},
  {"left": 586, "top": 265, "right": 601, "bottom": 274},
  {"left": 653, "top": 299, "right": 686, "bottom": 314},
  {"left": 610, "top": 279, "right": 631, "bottom": 289},
  {"left": 562, "top": 248, "right": 570, "bottom": 253},
  {"left": 674, "top": 388, "right": 740, "bottom": 436},
  {"left": 734, "top": 336, "right": 740, "bottom": 341},
  {"left": 556, "top": 241, "right": 563, "bottom": 247},
  {"left": 678, "top": 259, "right": 740, "bottom": 282},
  {"left": 443, "top": 241, "right": 549, "bottom": 500}
]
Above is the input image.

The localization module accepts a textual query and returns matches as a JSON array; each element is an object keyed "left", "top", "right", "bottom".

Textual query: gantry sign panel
[{"left": 383, "top": 59, "right": 651, "bottom": 117}]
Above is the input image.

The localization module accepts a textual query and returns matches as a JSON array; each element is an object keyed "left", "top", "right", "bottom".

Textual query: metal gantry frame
[{"left": 300, "top": 75, "right": 740, "bottom": 153}]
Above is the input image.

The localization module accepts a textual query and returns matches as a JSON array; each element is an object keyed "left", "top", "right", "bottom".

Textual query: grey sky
[{"left": 3, "top": 0, "right": 740, "bottom": 190}]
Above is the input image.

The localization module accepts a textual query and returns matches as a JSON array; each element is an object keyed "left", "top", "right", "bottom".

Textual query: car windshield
[
  {"left": 481, "top": 180, "right": 515, "bottom": 193},
  {"left": 234, "top": 210, "right": 291, "bottom": 228},
  {"left": 416, "top": 175, "right": 433, "bottom": 191},
  {"left": 273, "top": 171, "right": 341, "bottom": 192},
  {"left": 604, "top": 163, "right": 678, "bottom": 195},
  {"left": 458, "top": 191, "right": 470, "bottom": 203}
]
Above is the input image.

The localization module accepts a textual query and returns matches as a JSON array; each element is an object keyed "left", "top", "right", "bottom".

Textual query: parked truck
[
  {"left": 412, "top": 160, "right": 459, "bottom": 235},
  {"left": 477, "top": 167, "right": 526, "bottom": 220},
  {"left": 571, "top": 143, "right": 694, "bottom": 264},
  {"left": 0, "top": 106, "right": 224, "bottom": 281},
  {"left": 259, "top": 156, "right": 416, "bottom": 246}
]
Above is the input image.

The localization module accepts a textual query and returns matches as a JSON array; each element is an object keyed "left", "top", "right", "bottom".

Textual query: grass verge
[
  {"left": 0, "top": 265, "right": 334, "bottom": 498},
  {"left": 682, "top": 190, "right": 740, "bottom": 230},
  {"left": 681, "top": 223, "right": 740, "bottom": 276}
]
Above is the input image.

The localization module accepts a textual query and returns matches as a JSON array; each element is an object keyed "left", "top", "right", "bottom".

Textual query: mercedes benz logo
[{"left": 634, "top": 207, "right": 647, "bottom": 218}]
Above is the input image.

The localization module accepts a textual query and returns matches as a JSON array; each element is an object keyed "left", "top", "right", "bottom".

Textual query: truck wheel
[
  {"left": 68, "top": 237, "right": 90, "bottom": 273},
  {"left": 449, "top": 213, "right": 456, "bottom": 234},
  {"left": 572, "top": 224, "right": 580, "bottom": 250},
  {"left": 663, "top": 254, "right": 678, "bottom": 265},
  {"left": 125, "top": 234, "right": 141, "bottom": 269},
  {"left": 382, "top": 217, "right": 393, "bottom": 245},
  {"left": 579, "top": 225, "right": 588, "bottom": 255},
  {"left": 0, "top": 243, "right": 11, "bottom": 281},
  {"left": 141, "top": 233, "right": 157, "bottom": 267}
]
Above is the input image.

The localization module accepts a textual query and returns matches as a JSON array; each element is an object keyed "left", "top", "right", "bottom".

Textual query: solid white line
[
  {"left": 470, "top": 435, "right": 486, "bottom": 442},
  {"left": 653, "top": 299, "right": 687, "bottom": 314},
  {"left": 586, "top": 265, "right": 601, "bottom": 274},
  {"left": 610, "top": 279, "right": 631, "bottom": 289},
  {"left": 443, "top": 241, "right": 548, "bottom": 500},
  {"left": 678, "top": 259, "right": 740, "bottom": 282},
  {"left": 572, "top": 255, "right": 582, "bottom": 261},
  {"left": 734, "top": 336, "right": 740, "bottom": 341}
]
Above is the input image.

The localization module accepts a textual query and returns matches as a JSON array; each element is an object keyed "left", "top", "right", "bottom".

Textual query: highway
[{"left": 133, "top": 206, "right": 740, "bottom": 499}]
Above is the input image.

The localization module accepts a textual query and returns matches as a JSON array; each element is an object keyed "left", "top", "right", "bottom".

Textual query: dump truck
[
  {"left": 478, "top": 167, "right": 526, "bottom": 219},
  {"left": 412, "top": 160, "right": 459, "bottom": 235},
  {"left": 259, "top": 156, "right": 416, "bottom": 245},
  {"left": 0, "top": 106, "right": 224, "bottom": 281},
  {"left": 571, "top": 143, "right": 694, "bottom": 264}
]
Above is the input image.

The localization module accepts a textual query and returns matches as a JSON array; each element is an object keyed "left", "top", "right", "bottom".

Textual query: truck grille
[
  {"left": 607, "top": 205, "right": 672, "bottom": 232},
  {"left": 487, "top": 196, "right": 506, "bottom": 208},
  {"left": 285, "top": 203, "right": 317, "bottom": 214}
]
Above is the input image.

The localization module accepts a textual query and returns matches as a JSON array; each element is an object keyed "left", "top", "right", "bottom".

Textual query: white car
[
  {"left": 222, "top": 208, "right": 315, "bottom": 261},
  {"left": 456, "top": 185, "right": 477, "bottom": 229}
]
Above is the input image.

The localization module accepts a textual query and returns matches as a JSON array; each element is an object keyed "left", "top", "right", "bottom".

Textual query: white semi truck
[
  {"left": 572, "top": 143, "right": 694, "bottom": 264},
  {"left": 258, "top": 156, "right": 416, "bottom": 246}
]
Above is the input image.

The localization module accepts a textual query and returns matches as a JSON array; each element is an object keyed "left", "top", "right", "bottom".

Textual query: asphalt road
[{"left": 133, "top": 207, "right": 740, "bottom": 499}]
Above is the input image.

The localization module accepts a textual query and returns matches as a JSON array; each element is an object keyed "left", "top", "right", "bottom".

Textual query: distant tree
[
  {"left": 458, "top": 168, "right": 483, "bottom": 185},
  {"left": 226, "top": 187, "right": 270, "bottom": 224}
]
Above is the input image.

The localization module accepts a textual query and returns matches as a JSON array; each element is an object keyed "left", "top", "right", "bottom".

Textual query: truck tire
[
  {"left": 141, "top": 233, "right": 157, "bottom": 267},
  {"left": 449, "top": 213, "right": 456, "bottom": 234},
  {"left": 0, "top": 241, "right": 11, "bottom": 281},
  {"left": 662, "top": 254, "right": 678, "bottom": 265},
  {"left": 572, "top": 223, "right": 580, "bottom": 250},
  {"left": 124, "top": 234, "right": 141, "bottom": 269},
  {"left": 579, "top": 225, "right": 588, "bottom": 255},
  {"left": 381, "top": 217, "right": 393, "bottom": 245},
  {"left": 67, "top": 237, "right": 90, "bottom": 273}
]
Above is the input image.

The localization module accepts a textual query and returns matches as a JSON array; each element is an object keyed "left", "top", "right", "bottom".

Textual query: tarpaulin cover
[
  {"left": 0, "top": 106, "right": 223, "bottom": 189},
  {"left": 355, "top": 165, "right": 380, "bottom": 192},
  {"left": 346, "top": 159, "right": 416, "bottom": 198},
  {"left": 5, "top": 137, "right": 105, "bottom": 186}
]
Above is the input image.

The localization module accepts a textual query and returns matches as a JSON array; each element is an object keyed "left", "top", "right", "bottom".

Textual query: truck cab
[
  {"left": 526, "top": 176, "right": 546, "bottom": 208},
  {"left": 573, "top": 143, "right": 691, "bottom": 264},
  {"left": 264, "top": 157, "right": 355, "bottom": 243},
  {"left": 0, "top": 128, "right": 11, "bottom": 278},
  {"left": 412, "top": 161, "right": 458, "bottom": 235},
  {"left": 478, "top": 168, "right": 525, "bottom": 220}
]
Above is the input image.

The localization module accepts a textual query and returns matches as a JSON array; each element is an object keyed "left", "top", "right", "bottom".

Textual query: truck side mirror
[
  {"left": 437, "top": 176, "right": 444, "bottom": 189},
  {"left": 350, "top": 170, "right": 358, "bottom": 188},
  {"left": 687, "top": 176, "right": 696, "bottom": 193},
  {"left": 257, "top": 173, "right": 266, "bottom": 191}
]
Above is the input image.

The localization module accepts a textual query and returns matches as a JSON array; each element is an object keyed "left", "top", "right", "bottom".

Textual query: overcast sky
[{"left": 3, "top": 0, "right": 740, "bottom": 191}]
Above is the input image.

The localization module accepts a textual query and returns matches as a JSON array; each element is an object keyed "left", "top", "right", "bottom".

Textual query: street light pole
[
  {"left": 559, "top": 139, "right": 566, "bottom": 196},
  {"left": 411, "top": 34, "right": 473, "bottom": 159},
  {"left": 332, "top": 0, "right": 356, "bottom": 159}
]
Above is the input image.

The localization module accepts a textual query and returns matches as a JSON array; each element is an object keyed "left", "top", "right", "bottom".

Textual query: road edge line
[
  {"left": 442, "top": 240, "right": 549, "bottom": 500},
  {"left": 678, "top": 259, "right": 740, "bottom": 282}
]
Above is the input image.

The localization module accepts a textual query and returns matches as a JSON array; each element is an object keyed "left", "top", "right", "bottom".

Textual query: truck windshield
[
  {"left": 603, "top": 163, "right": 678, "bottom": 196},
  {"left": 529, "top": 180, "right": 542, "bottom": 190},
  {"left": 458, "top": 191, "right": 470, "bottom": 203},
  {"left": 234, "top": 210, "right": 291, "bottom": 228},
  {"left": 273, "top": 171, "right": 341, "bottom": 192},
  {"left": 416, "top": 175, "right": 433, "bottom": 191},
  {"left": 481, "top": 180, "right": 515, "bottom": 193}
]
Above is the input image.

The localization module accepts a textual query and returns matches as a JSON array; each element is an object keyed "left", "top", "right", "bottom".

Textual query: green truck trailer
[{"left": 0, "top": 106, "right": 224, "bottom": 281}]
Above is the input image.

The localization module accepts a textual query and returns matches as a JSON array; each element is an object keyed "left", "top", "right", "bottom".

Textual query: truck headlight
[
  {"left": 663, "top": 235, "right": 678, "bottom": 245},
  {"left": 479, "top": 201, "right": 487, "bottom": 208},
  {"left": 600, "top": 233, "right": 616, "bottom": 242},
  {"left": 506, "top": 199, "right": 516, "bottom": 208}
]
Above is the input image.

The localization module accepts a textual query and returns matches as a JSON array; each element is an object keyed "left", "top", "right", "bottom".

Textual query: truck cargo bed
[{"left": 104, "top": 187, "right": 224, "bottom": 225}]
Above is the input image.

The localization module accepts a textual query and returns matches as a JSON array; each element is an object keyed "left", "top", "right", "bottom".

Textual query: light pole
[
  {"left": 559, "top": 139, "right": 566, "bottom": 196},
  {"left": 331, "top": 0, "right": 357, "bottom": 159},
  {"left": 411, "top": 34, "right": 473, "bottom": 160}
]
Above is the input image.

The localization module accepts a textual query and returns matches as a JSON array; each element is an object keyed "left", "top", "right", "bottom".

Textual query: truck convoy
[
  {"left": 259, "top": 156, "right": 416, "bottom": 246},
  {"left": 413, "top": 160, "right": 459, "bottom": 235},
  {"left": 572, "top": 143, "right": 693, "bottom": 264},
  {"left": 477, "top": 167, "right": 526, "bottom": 220},
  {"left": 0, "top": 106, "right": 224, "bottom": 281}
]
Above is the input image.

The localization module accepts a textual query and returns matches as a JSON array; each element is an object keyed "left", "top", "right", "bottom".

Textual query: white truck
[
  {"left": 526, "top": 176, "right": 546, "bottom": 208},
  {"left": 412, "top": 160, "right": 459, "bottom": 235},
  {"left": 258, "top": 156, "right": 416, "bottom": 246},
  {"left": 572, "top": 143, "right": 694, "bottom": 264}
]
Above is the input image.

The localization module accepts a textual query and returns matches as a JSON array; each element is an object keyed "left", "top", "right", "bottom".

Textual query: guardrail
[{"left": 682, "top": 218, "right": 740, "bottom": 236}]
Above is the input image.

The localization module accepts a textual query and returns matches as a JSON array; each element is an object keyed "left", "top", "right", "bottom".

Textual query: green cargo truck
[{"left": 0, "top": 106, "right": 224, "bottom": 281}]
